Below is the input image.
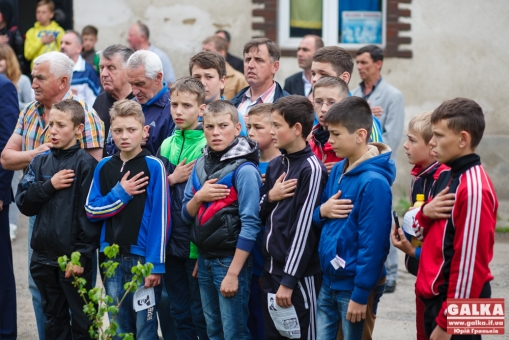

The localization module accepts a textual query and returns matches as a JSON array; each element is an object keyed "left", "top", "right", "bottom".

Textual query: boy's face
[
  {"left": 36, "top": 5, "right": 53, "bottom": 25},
  {"left": 247, "top": 114, "right": 273, "bottom": 151},
  {"left": 311, "top": 61, "right": 338, "bottom": 86},
  {"left": 170, "top": 91, "right": 205, "bottom": 131},
  {"left": 270, "top": 111, "right": 298, "bottom": 151},
  {"left": 313, "top": 86, "right": 344, "bottom": 126},
  {"left": 403, "top": 130, "right": 435, "bottom": 166},
  {"left": 48, "top": 109, "right": 83, "bottom": 150},
  {"left": 327, "top": 123, "right": 360, "bottom": 159},
  {"left": 82, "top": 34, "right": 97, "bottom": 52},
  {"left": 191, "top": 65, "right": 225, "bottom": 103},
  {"left": 203, "top": 114, "right": 241, "bottom": 152},
  {"left": 111, "top": 116, "right": 148, "bottom": 154},
  {"left": 429, "top": 119, "right": 468, "bottom": 164}
]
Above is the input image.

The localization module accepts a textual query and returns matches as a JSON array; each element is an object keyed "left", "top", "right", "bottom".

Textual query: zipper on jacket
[
  {"left": 120, "top": 161, "right": 126, "bottom": 172},
  {"left": 177, "top": 133, "right": 186, "bottom": 163}
]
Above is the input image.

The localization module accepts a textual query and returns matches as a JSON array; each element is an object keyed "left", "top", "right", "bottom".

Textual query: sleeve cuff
[
  {"left": 42, "top": 179, "right": 57, "bottom": 196},
  {"left": 436, "top": 306, "right": 448, "bottom": 330},
  {"left": 236, "top": 237, "right": 255, "bottom": 253},
  {"left": 112, "top": 182, "right": 132, "bottom": 203},
  {"left": 151, "top": 262, "right": 165, "bottom": 274},
  {"left": 415, "top": 246, "right": 421, "bottom": 260},
  {"left": 351, "top": 286, "right": 372, "bottom": 305},
  {"left": 281, "top": 273, "right": 299, "bottom": 290},
  {"left": 416, "top": 204, "right": 434, "bottom": 225},
  {"left": 181, "top": 203, "right": 194, "bottom": 225},
  {"left": 312, "top": 206, "right": 327, "bottom": 228}
]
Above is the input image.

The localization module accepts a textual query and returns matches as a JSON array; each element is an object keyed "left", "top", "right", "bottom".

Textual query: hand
[
  {"left": 320, "top": 190, "right": 353, "bottom": 219},
  {"left": 141, "top": 126, "right": 150, "bottom": 146},
  {"left": 120, "top": 171, "right": 149, "bottom": 196},
  {"left": 391, "top": 224, "right": 415, "bottom": 257},
  {"left": 65, "top": 263, "right": 84, "bottom": 278},
  {"left": 51, "top": 169, "right": 75, "bottom": 190},
  {"left": 34, "top": 142, "right": 53, "bottom": 155},
  {"left": 144, "top": 274, "right": 161, "bottom": 288},
  {"left": 370, "top": 105, "right": 383, "bottom": 118},
  {"left": 168, "top": 158, "right": 195, "bottom": 186},
  {"left": 430, "top": 325, "right": 451, "bottom": 340},
  {"left": 0, "top": 200, "right": 3, "bottom": 211},
  {"left": 192, "top": 261, "right": 198, "bottom": 278},
  {"left": 0, "top": 35, "right": 9, "bottom": 45},
  {"left": 41, "top": 34, "right": 55, "bottom": 44},
  {"left": 261, "top": 173, "right": 265, "bottom": 184},
  {"left": 423, "top": 187, "right": 455, "bottom": 219},
  {"left": 268, "top": 172, "right": 297, "bottom": 202},
  {"left": 195, "top": 178, "right": 230, "bottom": 203},
  {"left": 346, "top": 300, "right": 367, "bottom": 323},
  {"left": 275, "top": 285, "right": 293, "bottom": 308},
  {"left": 324, "top": 162, "right": 337, "bottom": 174},
  {"left": 220, "top": 272, "right": 239, "bottom": 298}
]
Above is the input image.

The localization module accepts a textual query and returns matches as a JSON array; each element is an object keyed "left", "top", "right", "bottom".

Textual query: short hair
[
  {"left": 65, "top": 30, "right": 82, "bottom": 45},
  {"left": 431, "top": 98, "right": 485, "bottom": 148},
  {"left": 324, "top": 96, "right": 373, "bottom": 138},
  {"left": 37, "top": 0, "right": 54, "bottom": 12},
  {"left": 171, "top": 77, "right": 206, "bottom": 105},
  {"left": 33, "top": 51, "right": 74, "bottom": 80},
  {"left": 189, "top": 51, "right": 227, "bottom": 78},
  {"left": 215, "top": 29, "right": 231, "bottom": 43},
  {"left": 248, "top": 103, "right": 272, "bottom": 118},
  {"left": 356, "top": 45, "right": 384, "bottom": 62},
  {"left": 81, "top": 25, "right": 98, "bottom": 37},
  {"left": 127, "top": 50, "right": 163, "bottom": 80},
  {"left": 313, "top": 46, "right": 353, "bottom": 77},
  {"left": 303, "top": 34, "right": 324, "bottom": 50},
  {"left": 408, "top": 111, "right": 434, "bottom": 145},
  {"left": 203, "top": 100, "right": 239, "bottom": 125},
  {"left": 109, "top": 99, "right": 145, "bottom": 125},
  {"left": 202, "top": 35, "right": 228, "bottom": 53},
  {"left": 271, "top": 95, "right": 314, "bottom": 138},
  {"left": 313, "top": 76, "right": 350, "bottom": 100},
  {"left": 243, "top": 38, "right": 281, "bottom": 63},
  {"left": 52, "top": 99, "right": 85, "bottom": 127},
  {"left": 136, "top": 21, "right": 150, "bottom": 40},
  {"left": 101, "top": 44, "right": 134, "bottom": 67}
]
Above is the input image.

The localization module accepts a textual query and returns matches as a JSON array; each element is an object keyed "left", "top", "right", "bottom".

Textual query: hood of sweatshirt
[{"left": 343, "top": 142, "right": 396, "bottom": 186}]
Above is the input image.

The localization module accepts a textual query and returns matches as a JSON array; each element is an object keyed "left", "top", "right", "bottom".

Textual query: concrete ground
[{"left": 11, "top": 214, "right": 509, "bottom": 339}]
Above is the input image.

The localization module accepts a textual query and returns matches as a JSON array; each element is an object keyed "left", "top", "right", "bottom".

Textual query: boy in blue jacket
[
  {"left": 313, "top": 96, "right": 395, "bottom": 340},
  {"left": 85, "top": 99, "right": 169, "bottom": 339}
]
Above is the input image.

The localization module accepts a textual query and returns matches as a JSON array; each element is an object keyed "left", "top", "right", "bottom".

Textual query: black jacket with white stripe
[{"left": 260, "top": 144, "right": 327, "bottom": 289}]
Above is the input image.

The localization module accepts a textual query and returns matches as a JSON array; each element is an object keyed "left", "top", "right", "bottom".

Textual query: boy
[
  {"left": 313, "top": 96, "right": 395, "bottom": 340},
  {"left": 181, "top": 100, "right": 262, "bottom": 340},
  {"left": 156, "top": 77, "right": 209, "bottom": 340},
  {"left": 310, "top": 76, "right": 350, "bottom": 173},
  {"left": 260, "top": 95, "right": 327, "bottom": 340},
  {"left": 16, "top": 99, "right": 100, "bottom": 340},
  {"left": 246, "top": 103, "right": 280, "bottom": 340},
  {"left": 189, "top": 50, "right": 248, "bottom": 136},
  {"left": 412, "top": 98, "right": 498, "bottom": 340},
  {"left": 24, "top": 0, "right": 65, "bottom": 70},
  {"left": 391, "top": 111, "right": 449, "bottom": 340},
  {"left": 81, "top": 25, "right": 100, "bottom": 73},
  {"left": 85, "top": 99, "right": 169, "bottom": 338}
]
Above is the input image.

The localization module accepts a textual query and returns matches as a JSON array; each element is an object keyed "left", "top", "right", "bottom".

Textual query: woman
[{"left": 0, "top": 43, "right": 33, "bottom": 111}]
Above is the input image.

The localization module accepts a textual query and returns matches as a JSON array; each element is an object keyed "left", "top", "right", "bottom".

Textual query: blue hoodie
[{"left": 312, "top": 143, "right": 396, "bottom": 305}]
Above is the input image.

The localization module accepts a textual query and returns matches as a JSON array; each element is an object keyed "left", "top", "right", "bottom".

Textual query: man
[
  {"left": 284, "top": 35, "right": 323, "bottom": 96},
  {"left": 60, "top": 30, "right": 101, "bottom": 107},
  {"left": 0, "top": 74, "right": 19, "bottom": 340},
  {"left": 230, "top": 38, "right": 289, "bottom": 117},
  {"left": 202, "top": 35, "right": 248, "bottom": 100},
  {"left": 127, "top": 21, "right": 176, "bottom": 86},
  {"left": 351, "top": 45, "right": 405, "bottom": 294},
  {"left": 0, "top": 51, "right": 104, "bottom": 340},
  {"left": 93, "top": 44, "right": 134, "bottom": 157},
  {"left": 215, "top": 29, "right": 244, "bottom": 73},
  {"left": 105, "top": 49, "right": 174, "bottom": 156}
]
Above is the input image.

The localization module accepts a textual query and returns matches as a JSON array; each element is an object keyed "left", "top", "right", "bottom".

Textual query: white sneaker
[{"left": 9, "top": 223, "right": 17, "bottom": 241}]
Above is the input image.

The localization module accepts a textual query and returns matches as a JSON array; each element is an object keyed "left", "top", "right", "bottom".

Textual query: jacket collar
[
  {"left": 50, "top": 143, "right": 80, "bottom": 158},
  {"left": 136, "top": 84, "right": 169, "bottom": 108},
  {"left": 447, "top": 153, "right": 481, "bottom": 178},
  {"left": 281, "top": 144, "right": 313, "bottom": 161}
]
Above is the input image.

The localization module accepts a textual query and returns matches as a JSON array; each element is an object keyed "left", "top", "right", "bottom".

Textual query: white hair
[
  {"left": 127, "top": 50, "right": 163, "bottom": 80},
  {"left": 33, "top": 52, "right": 74, "bottom": 80}
]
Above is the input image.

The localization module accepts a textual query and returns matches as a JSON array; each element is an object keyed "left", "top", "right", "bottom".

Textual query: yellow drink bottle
[{"left": 411, "top": 194, "right": 425, "bottom": 247}]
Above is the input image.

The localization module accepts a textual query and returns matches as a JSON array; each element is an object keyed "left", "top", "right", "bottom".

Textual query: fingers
[
  {"left": 121, "top": 171, "right": 131, "bottom": 181},
  {"left": 331, "top": 190, "right": 342, "bottom": 199},
  {"left": 437, "top": 186, "right": 450, "bottom": 196},
  {"left": 276, "top": 172, "right": 286, "bottom": 183}
]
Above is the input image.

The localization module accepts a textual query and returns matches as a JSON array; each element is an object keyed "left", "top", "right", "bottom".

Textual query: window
[{"left": 278, "top": 0, "right": 386, "bottom": 50}]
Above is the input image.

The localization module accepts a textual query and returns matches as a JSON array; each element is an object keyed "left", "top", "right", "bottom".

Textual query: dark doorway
[{"left": 18, "top": 0, "right": 73, "bottom": 36}]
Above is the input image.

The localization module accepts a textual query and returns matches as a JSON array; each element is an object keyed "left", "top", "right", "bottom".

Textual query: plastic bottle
[{"left": 411, "top": 194, "right": 425, "bottom": 247}]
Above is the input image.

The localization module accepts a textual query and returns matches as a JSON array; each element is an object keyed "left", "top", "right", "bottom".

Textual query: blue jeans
[
  {"left": 198, "top": 255, "right": 252, "bottom": 340},
  {"left": 28, "top": 215, "right": 46, "bottom": 340},
  {"left": 316, "top": 284, "right": 364, "bottom": 340},
  {"left": 104, "top": 254, "right": 162, "bottom": 340}
]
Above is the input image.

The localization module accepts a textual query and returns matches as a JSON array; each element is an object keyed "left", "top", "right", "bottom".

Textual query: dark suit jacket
[
  {"left": 0, "top": 74, "right": 19, "bottom": 205},
  {"left": 226, "top": 53, "right": 244, "bottom": 74},
  {"left": 283, "top": 71, "right": 306, "bottom": 96}
]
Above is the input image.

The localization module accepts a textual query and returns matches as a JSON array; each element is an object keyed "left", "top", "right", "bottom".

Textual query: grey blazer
[{"left": 351, "top": 78, "right": 405, "bottom": 161}]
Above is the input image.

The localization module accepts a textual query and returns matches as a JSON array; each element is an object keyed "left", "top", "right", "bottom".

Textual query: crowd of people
[{"left": 0, "top": 1, "right": 499, "bottom": 340}]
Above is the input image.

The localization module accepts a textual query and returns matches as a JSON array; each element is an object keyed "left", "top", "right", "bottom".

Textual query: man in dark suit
[
  {"left": 284, "top": 35, "right": 323, "bottom": 96},
  {"left": 215, "top": 29, "right": 244, "bottom": 73},
  {"left": 0, "top": 74, "right": 19, "bottom": 340}
]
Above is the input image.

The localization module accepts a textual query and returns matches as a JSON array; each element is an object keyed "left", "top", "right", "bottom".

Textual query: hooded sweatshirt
[{"left": 312, "top": 143, "right": 396, "bottom": 305}]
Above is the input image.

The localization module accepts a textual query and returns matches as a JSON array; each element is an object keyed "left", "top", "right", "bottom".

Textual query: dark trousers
[
  {"left": 0, "top": 206, "right": 16, "bottom": 340},
  {"left": 248, "top": 274, "right": 265, "bottom": 340},
  {"left": 30, "top": 259, "right": 94, "bottom": 340},
  {"left": 262, "top": 271, "right": 321, "bottom": 340}
]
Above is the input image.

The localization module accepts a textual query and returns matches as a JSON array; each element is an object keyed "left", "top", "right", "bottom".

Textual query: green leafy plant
[{"left": 58, "top": 244, "right": 154, "bottom": 340}]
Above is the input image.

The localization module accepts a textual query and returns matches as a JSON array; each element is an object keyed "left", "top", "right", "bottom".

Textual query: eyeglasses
[{"left": 313, "top": 100, "right": 336, "bottom": 108}]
